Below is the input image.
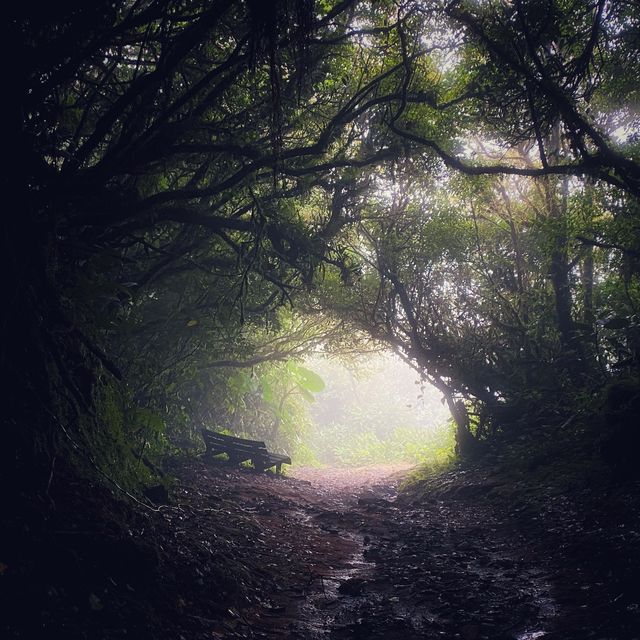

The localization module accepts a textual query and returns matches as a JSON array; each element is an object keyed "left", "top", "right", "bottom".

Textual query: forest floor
[{"left": 3, "top": 456, "right": 640, "bottom": 639}]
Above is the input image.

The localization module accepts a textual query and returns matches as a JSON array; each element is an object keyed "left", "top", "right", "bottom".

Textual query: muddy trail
[
  {"left": 229, "top": 465, "right": 556, "bottom": 640},
  {"left": 4, "top": 458, "right": 640, "bottom": 639},
  {"left": 158, "top": 460, "right": 639, "bottom": 640}
]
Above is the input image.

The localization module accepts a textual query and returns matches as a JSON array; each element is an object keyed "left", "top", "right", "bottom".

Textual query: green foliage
[
  {"left": 79, "top": 382, "right": 168, "bottom": 492},
  {"left": 11, "top": 0, "right": 640, "bottom": 493},
  {"left": 211, "top": 359, "right": 326, "bottom": 459},
  {"left": 287, "top": 363, "right": 326, "bottom": 394},
  {"left": 332, "top": 424, "right": 455, "bottom": 467}
]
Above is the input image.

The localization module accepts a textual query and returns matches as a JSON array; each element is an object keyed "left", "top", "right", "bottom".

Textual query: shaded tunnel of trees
[
  {"left": 5, "top": 0, "right": 640, "bottom": 637},
  {"left": 4, "top": 0, "right": 640, "bottom": 620}
]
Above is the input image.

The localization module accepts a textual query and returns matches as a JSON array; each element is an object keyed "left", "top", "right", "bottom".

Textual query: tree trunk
[
  {"left": 545, "top": 121, "right": 587, "bottom": 381},
  {"left": 449, "top": 399, "right": 478, "bottom": 458},
  {"left": 582, "top": 244, "right": 595, "bottom": 327}
]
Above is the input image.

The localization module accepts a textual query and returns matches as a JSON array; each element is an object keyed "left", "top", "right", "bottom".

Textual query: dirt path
[
  {"left": 157, "top": 461, "right": 578, "bottom": 640},
  {"left": 7, "top": 458, "right": 639, "bottom": 639},
  {"left": 272, "top": 465, "right": 555, "bottom": 640}
]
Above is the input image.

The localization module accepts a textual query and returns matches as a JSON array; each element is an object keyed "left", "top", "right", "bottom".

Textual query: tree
[{"left": 4, "top": 0, "right": 640, "bottom": 486}]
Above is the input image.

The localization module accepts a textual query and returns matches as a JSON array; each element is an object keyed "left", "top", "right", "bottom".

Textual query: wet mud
[
  {"left": 4, "top": 459, "right": 639, "bottom": 639},
  {"left": 162, "top": 461, "right": 640, "bottom": 639}
]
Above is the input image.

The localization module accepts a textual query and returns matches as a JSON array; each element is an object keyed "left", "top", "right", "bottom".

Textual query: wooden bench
[{"left": 201, "top": 430, "right": 291, "bottom": 475}]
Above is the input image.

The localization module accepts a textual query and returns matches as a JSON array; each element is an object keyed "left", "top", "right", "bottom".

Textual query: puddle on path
[{"left": 294, "top": 545, "right": 377, "bottom": 638}]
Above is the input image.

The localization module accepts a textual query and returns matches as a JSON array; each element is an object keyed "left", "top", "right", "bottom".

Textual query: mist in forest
[{"left": 302, "top": 353, "right": 453, "bottom": 466}]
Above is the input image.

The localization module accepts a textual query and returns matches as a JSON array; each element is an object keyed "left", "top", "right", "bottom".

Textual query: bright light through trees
[{"left": 302, "top": 352, "right": 454, "bottom": 467}]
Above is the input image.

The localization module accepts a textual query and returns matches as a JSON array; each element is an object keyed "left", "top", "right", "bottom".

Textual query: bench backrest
[{"left": 202, "top": 430, "right": 268, "bottom": 455}]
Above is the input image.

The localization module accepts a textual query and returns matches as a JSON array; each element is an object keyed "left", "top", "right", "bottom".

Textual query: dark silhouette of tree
[{"left": 4, "top": 0, "right": 640, "bottom": 482}]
